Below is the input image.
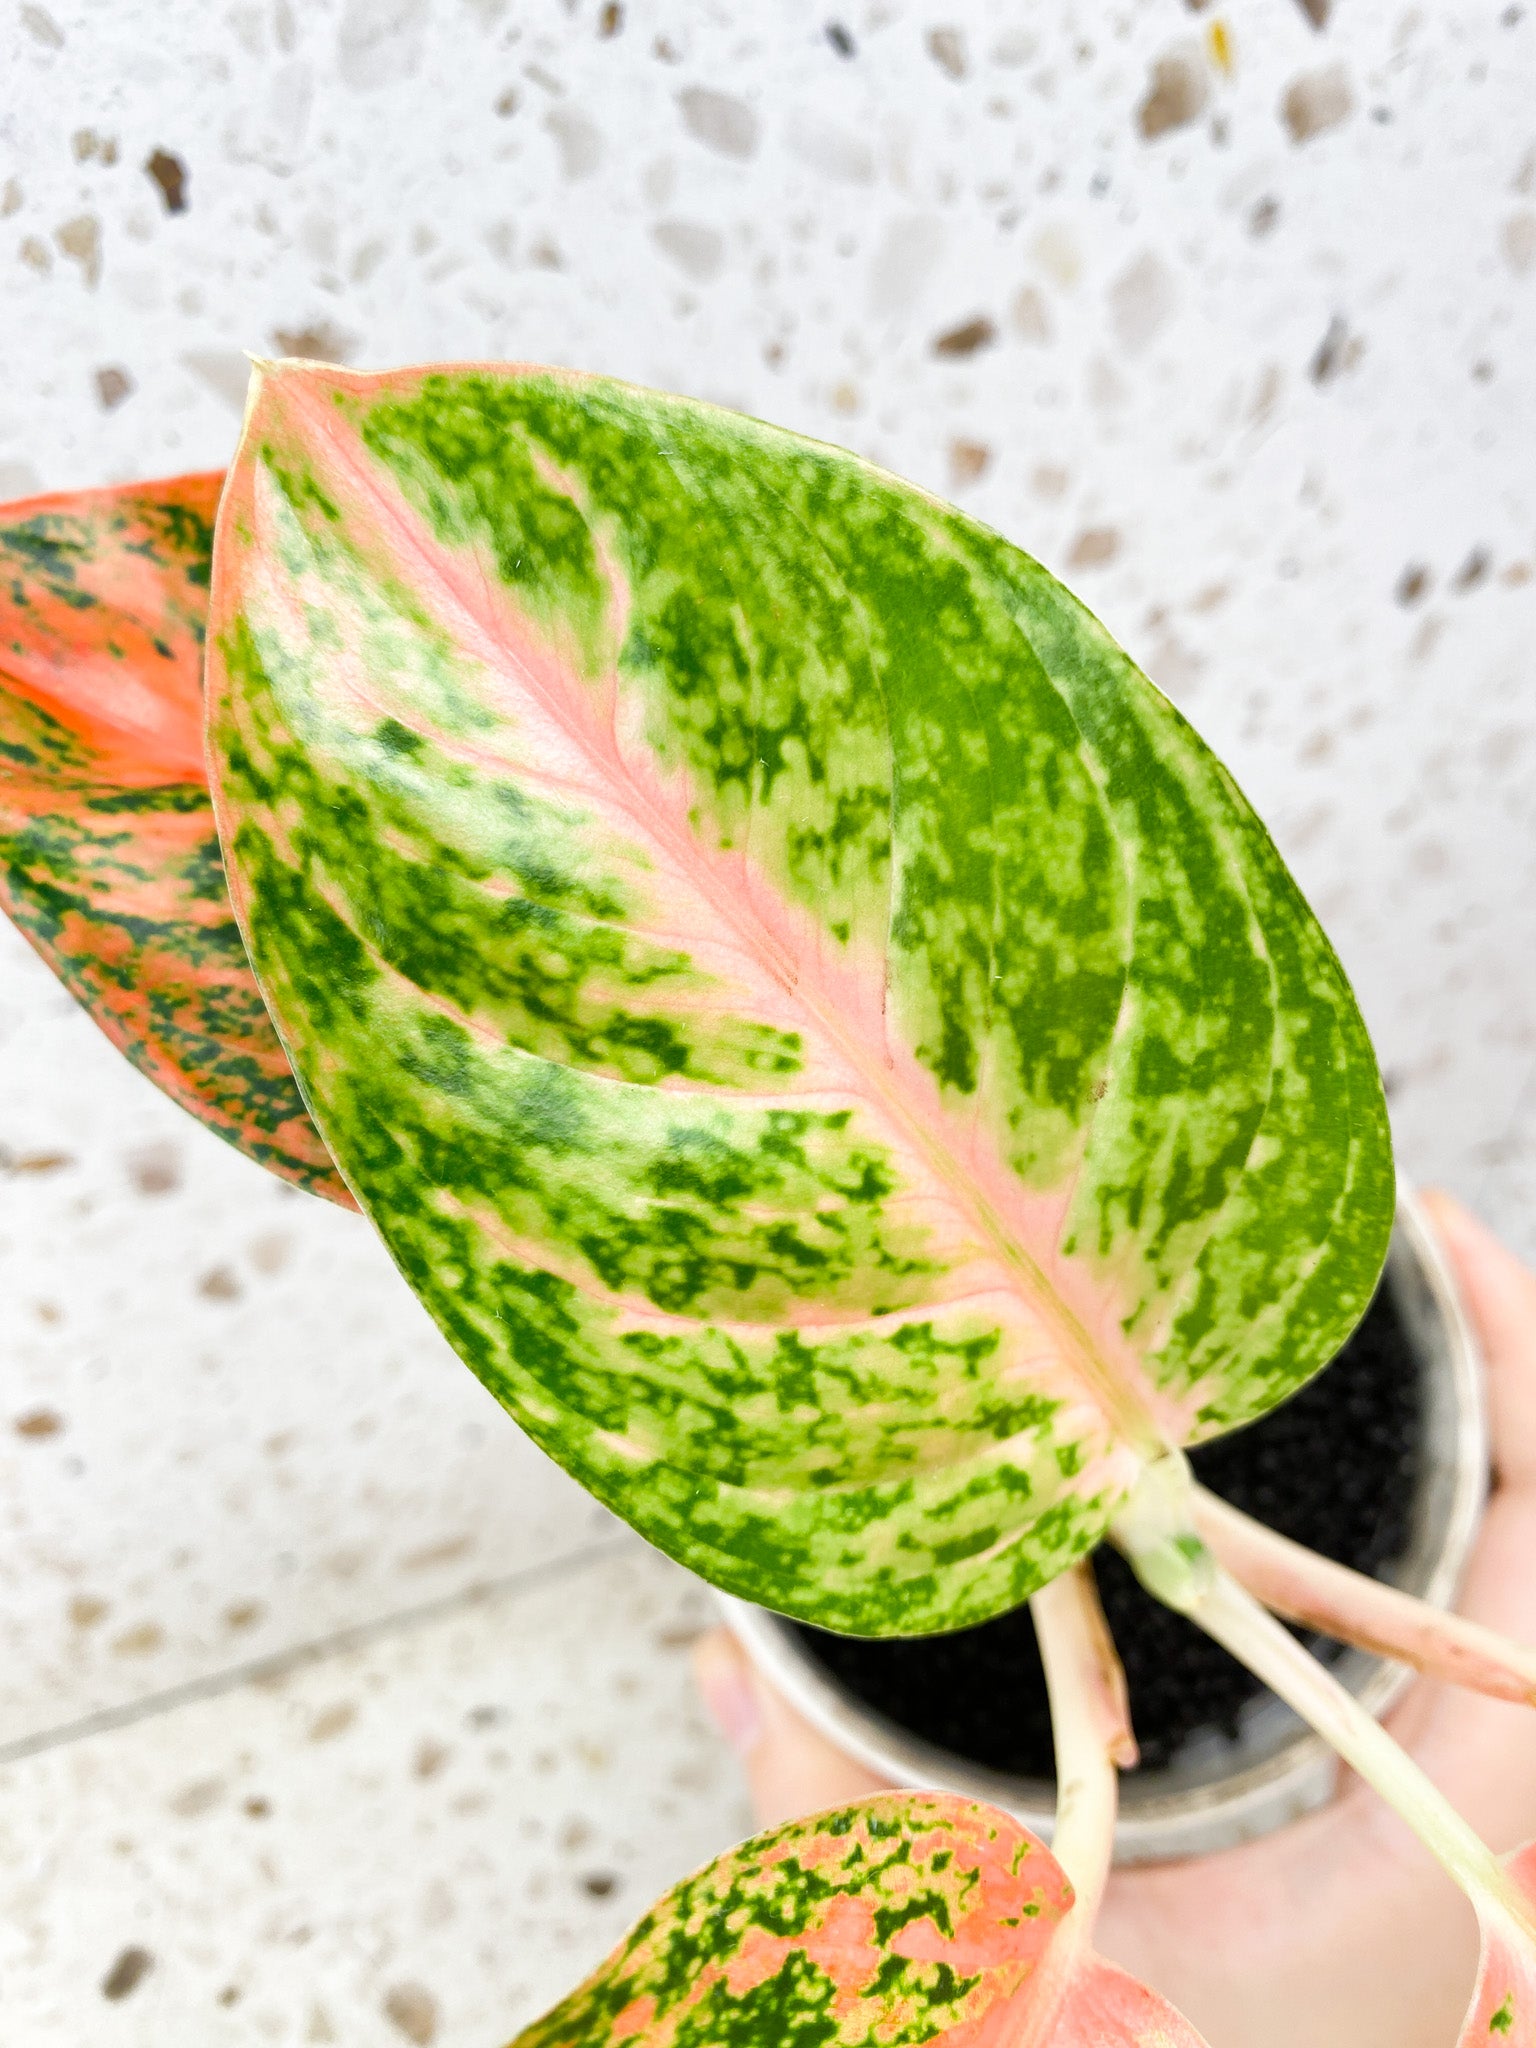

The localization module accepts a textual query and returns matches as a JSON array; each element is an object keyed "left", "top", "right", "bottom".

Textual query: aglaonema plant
[
  {"left": 4, "top": 359, "right": 1535, "bottom": 2043},
  {"left": 0, "top": 474, "right": 348, "bottom": 1201},
  {"left": 505, "top": 1576, "right": 1204, "bottom": 2048}
]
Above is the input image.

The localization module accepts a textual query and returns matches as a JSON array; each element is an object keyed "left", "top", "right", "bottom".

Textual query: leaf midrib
[{"left": 257, "top": 366, "right": 1173, "bottom": 1465}]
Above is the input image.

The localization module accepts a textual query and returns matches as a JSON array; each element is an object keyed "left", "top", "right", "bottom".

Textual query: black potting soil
[{"left": 791, "top": 1274, "right": 1422, "bottom": 1777}]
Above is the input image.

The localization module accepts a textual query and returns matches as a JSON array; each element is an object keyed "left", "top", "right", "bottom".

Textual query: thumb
[
  {"left": 1420, "top": 1188, "right": 1536, "bottom": 1488},
  {"left": 693, "top": 1625, "right": 889, "bottom": 1828}
]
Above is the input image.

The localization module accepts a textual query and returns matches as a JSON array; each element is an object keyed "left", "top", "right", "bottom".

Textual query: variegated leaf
[
  {"left": 1054, "top": 1956, "right": 1211, "bottom": 2047},
  {"left": 508, "top": 1793, "right": 1070, "bottom": 2048},
  {"left": 508, "top": 1793, "right": 1209, "bottom": 2048},
  {"left": 0, "top": 474, "right": 349, "bottom": 1203},
  {"left": 1466, "top": 1845, "right": 1536, "bottom": 2045},
  {"left": 207, "top": 361, "right": 1392, "bottom": 1633}
]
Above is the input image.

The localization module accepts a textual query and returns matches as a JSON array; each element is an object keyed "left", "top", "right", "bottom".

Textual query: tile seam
[{"left": 0, "top": 1531, "right": 636, "bottom": 1771}]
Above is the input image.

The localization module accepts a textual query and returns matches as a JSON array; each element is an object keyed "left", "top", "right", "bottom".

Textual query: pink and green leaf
[
  {"left": 1051, "top": 1956, "right": 1210, "bottom": 2046},
  {"left": 0, "top": 474, "right": 349, "bottom": 1203},
  {"left": 1467, "top": 1846, "right": 1536, "bottom": 2045},
  {"left": 205, "top": 360, "right": 1392, "bottom": 1634},
  {"left": 505, "top": 1791, "right": 1206, "bottom": 2048}
]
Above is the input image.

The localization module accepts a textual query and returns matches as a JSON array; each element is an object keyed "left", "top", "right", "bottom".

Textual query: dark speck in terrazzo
[
  {"left": 95, "top": 366, "right": 133, "bottom": 410},
  {"left": 271, "top": 320, "right": 355, "bottom": 364},
  {"left": 1137, "top": 54, "right": 1209, "bottom": 141},
  {"left": 1309, "top": 314, "right": 1364, "bottom": 385},
  {"left": 932, "top": 315, "right": 997, "bottom": 359},
  {"left": 144, "top": 148, "right": 187, "bottom": 213},
  {"left": 102, "top": 1947, "right": 155, "bottom": 2002},
  {"left": 1453, "top": 547, "right": 1491, "bottom": 592}
]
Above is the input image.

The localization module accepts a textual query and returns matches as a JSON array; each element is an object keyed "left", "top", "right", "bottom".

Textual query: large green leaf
[
  {"left": 206, "top": 361, "right": 1392, "bottom": 1634},
  {"left": 0, "top": 473, "right": 349, "bottom": 1203}
]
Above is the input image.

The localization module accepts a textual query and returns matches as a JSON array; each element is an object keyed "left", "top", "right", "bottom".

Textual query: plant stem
[
  {"left": 1005, "top": 1565, "right": 1136, "bottom": 2048},
  {"left": 1114, "top": 1458, "right": 1536, "bottom": 1941},
  {"left": 1191, "top": 1567, "right": 1535, "bottom": 1925},
  {"left": 1193, "top": 1485, "right": 1536, "bottom": 1707},
  {"left": 1030, "top": 1562, "right": 1136, "bottom": 1926}
]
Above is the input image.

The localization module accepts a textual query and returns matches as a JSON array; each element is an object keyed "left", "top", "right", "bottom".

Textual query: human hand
[{"left": 694, "top": 1191, "right": 1536, "bottom": 2048}]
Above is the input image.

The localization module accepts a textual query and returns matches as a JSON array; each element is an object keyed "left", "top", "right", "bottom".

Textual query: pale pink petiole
[
  {"left": 1031, "top": 1561, "right": 1138, "bottom": 1928},
  {"left": 1193, "top": 1484, "right": 1536, "bottom": 1707},
  {"left": 1191, "top": 1564, "right": 1536, "bottom": 1933},
  {"left": 1022, "top": 1563, "right": 1216, "bottom": 2045},
  {"left": 1006, "top": 1562, "right": 1137, "bottom": 2048},
  {"left": 1114, "top": 1455, "right": 1536, "bottom": 1945}
]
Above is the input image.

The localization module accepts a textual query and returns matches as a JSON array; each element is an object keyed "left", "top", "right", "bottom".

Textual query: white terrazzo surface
[
  {"left": 0, "top": 918, "right": 615, "bottom": 1757},
  {"left": 1, "top": 0, "right": 1534, "bottom": 2039},
  {"left": 0, "top": 1546, "right": 745, "bottom": 2045}
]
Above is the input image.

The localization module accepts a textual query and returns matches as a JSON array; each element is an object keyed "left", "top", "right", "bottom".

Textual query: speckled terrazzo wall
[
  {"left": 5, "top": 0, "right": 1535, "bottom": 1208},
  {"left": 1, "top": 2, "right": 1534, "bottom": 2040}
]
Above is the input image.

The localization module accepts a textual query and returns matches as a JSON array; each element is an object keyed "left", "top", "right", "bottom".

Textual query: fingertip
[
  {"left": 1421, "top": 1185, "right": 1536, "bottom": 1314},
  {"left": 1420, "top": 1185, "right": 1478, "bottom": 1248},
  {"left": 693, "top": 1626, "right": 764, "bottom": 1759},
  {"left": 1420, "top": 1187, "right": 1536, "bottom": 1484},
  {"left": 691, "top": 1626, "right": 890, "bottom": 1828}
]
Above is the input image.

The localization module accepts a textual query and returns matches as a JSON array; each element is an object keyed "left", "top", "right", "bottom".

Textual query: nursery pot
[{"left": 722, "top": 1189, "right": 1486, "bottom": 1865}]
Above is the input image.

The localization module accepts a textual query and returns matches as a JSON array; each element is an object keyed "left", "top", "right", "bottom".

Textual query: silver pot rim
[{"left": 721, "top": 1184, "right": 1487, "bottom": 1865}]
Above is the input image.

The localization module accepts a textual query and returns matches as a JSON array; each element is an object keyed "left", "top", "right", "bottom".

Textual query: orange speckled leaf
[
  {"left": 1464, "top": 1844, "right": 1536, "bottom": 2045},
  {"left": 506, "top": 1791, "right": 1207, "bottom": 2048},
  {"left": 510, "top": 1793, "right": 1070, "bottom": 2048},
  {"left": 1053, "top": 1955, "right": 1211, "bottom": 2046},
  {"left": 0, "top": 473, "right": 349, "bottom": 1203}
]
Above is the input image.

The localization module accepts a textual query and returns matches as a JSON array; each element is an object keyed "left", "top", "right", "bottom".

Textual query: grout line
[{"left": 0, "top": 1532, "right": 634, "bottom": 1772}]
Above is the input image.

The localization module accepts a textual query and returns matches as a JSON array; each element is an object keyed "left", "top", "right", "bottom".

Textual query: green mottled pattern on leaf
[
  {"left": 207, "top": 362, "right": 1392, "bottom": 1633},
  {"left": 0, "top": 474, "right": 349, "bottom": 1203},
  {"left": 507, "top": 1793, "right": 1071, "bottom": 2048}
]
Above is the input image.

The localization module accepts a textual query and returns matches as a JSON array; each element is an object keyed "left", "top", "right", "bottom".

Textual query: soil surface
[{"left": 791, "top": 1276, "right": 1422, "bottom": 1776}]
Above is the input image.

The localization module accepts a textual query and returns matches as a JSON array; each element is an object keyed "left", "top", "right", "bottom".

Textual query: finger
[
  {"left": 693, "top": 1626, "right": 888, "bottom": 1828},
  {"left": 1420, "top": 1188, "right": 1536, "bottom": 1487}
]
